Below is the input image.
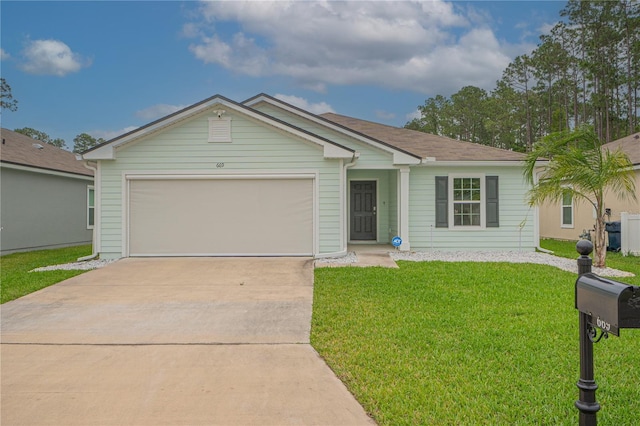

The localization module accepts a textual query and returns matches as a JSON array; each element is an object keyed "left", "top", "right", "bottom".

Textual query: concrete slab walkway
[
  {"left": 348, "top": 252, "right": 399, "bottom": 268},
  {"left": 316, "top": 245, "right": 399, "bottom": 268},
  {"left": 1, "top": 258, "right": 375, "bottom": 425}
]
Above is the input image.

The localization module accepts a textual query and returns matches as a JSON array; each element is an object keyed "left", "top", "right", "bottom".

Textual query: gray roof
[
  {"left": 320, "top": 113, "right": 527, "bottom": 162},
  {"left": 0, "top": 128, "right": 93, "bottom": 177},
  {"left": 603, "top": 132, "right": 640, "bottom": 165}
]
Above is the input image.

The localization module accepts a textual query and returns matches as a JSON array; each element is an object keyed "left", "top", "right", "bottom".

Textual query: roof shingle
[
  {"left": 1, "top": 128, "right": 93, "bottom": 177},
  {"left": 603, "top": 132, "right": 640, "bottom": 165},
  {"left": 320, "top": 113, "right": 527, "bottom": 161}
]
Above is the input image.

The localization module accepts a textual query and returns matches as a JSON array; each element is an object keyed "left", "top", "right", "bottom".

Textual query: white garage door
[{"left": 128, "top": 178, "right": 314, "bottom": 256}]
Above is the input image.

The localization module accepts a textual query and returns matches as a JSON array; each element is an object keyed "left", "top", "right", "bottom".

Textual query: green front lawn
[
  {"left": 1, "top": 245, "right": 92, "bottom": 304},
  {"left": 312, "top": 258, "right": 640, "bottom": 425},
  {"left": 540, "top": 238, "right": 640, "bottom": 286}
]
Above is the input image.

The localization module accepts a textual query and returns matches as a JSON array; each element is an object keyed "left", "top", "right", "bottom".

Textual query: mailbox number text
[{"left": 596, "top": 317, "right": 611, "bottom": 332}]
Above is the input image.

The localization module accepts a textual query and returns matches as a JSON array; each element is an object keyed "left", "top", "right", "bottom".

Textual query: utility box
[
  {"left": 605, "top": 221, "right": 622, "bottom": 251},
  {"left": 575, "top": 273, "right": 640, "bottom": 336}
]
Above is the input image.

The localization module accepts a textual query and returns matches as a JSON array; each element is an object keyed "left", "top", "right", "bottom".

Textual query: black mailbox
[{"left": 575, "top": 273, "right": 640, "bottom": 336}]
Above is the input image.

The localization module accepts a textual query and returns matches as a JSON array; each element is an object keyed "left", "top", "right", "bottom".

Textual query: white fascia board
[
  {"left": 82, "top": 144, "right": 114, "bottom": 160},
  {"left": 323, "top": 143, "right": 356, "bottom": 159},
  {"left": 245, "top": 95, "right": 420, "bottom": 165},
  {"left": 394, "top": 152, "right": 421, "bottom": 165},
  {"left": 418, "top": 160, "right": 528, "bottom": 167}
]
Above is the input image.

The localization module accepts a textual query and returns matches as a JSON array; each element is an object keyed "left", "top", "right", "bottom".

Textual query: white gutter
[{"left": 77, "top": 157, "right": 100, "bottom": 261}]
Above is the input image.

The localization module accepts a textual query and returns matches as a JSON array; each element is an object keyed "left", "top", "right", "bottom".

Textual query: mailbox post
[
  {"left": 574, "top": 240, "right": 640, "bottom": 425},
  {"left": 575, "top": 240, "right": 599, "bottom": 426}
]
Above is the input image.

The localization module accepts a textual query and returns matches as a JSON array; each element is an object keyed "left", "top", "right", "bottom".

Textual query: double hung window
[
  {"left": 435, "top": 174, "right": 499, "bottom": 229},
  {"left": 452, "top": 177, "right": 481, "bottom": 226},
  {"left": 87, "top": 186, "right": 95, "bottom": 229},
  {"left": 561, "top": 190, "right": 573, "bottom": 228}
]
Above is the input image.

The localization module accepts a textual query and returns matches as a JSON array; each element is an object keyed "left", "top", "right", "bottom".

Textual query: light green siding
[
  {"left": 98, "top": 107, "right": 342, "bottom": 258},
  {"left": 96, "top": 99, "right": 537, "bottom": 257},
  {"left": 408, "top": 166, "right": 535, "bottom": 251},
  {"left": 253, "top": 103, "right": 393, "bottom": 168}
]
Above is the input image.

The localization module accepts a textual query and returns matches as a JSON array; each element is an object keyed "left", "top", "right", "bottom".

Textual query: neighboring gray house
[
  {"left": 1, "top": 128, "right": 94, "bottom": 255},
  {"left": 79, "top": 93, "right": 536, "bottom": 260}
]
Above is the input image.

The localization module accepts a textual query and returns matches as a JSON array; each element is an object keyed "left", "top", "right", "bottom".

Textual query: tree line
[
  {"left": 12, "top": 127, "right": 104, "bottom": 153},
  {"left": 407, "top": 0, "right": 640, "bottom": 151}
]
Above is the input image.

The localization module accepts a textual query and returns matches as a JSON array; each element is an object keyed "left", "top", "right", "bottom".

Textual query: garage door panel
[{"left": 129, "top": 179, "right": 313, "bottom": 256}]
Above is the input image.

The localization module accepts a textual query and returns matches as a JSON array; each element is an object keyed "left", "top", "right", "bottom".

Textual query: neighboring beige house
[
  {"left": 0, "top": 129, "right": 94, "bottom": 255},
  {"left": 539, "top": 132, "right": 640, "bottom": 241}
]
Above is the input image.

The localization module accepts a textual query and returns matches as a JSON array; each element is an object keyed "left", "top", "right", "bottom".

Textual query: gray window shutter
[
  {"left": 435, "top": 176, "right": 448, "bottom": 228},
  {"left": 486, "top": 176, "right": 499, "bottom": 227}
]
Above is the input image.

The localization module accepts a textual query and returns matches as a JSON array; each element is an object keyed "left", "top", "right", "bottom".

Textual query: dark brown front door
[{"left": 350, "top": 181, "right": 376, "bottom": 240}]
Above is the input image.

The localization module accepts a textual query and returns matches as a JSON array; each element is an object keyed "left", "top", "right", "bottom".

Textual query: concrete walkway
[
  {"left": 316, "top": 245, "right": 399, "bottom": 268},
  {"left": 1, "top": 258, "right": 375, "bottom": 425}
]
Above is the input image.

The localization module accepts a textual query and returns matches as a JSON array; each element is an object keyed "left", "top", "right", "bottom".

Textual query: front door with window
[{"left": 350, "top": 181, "right": 377, "bottom": 240}]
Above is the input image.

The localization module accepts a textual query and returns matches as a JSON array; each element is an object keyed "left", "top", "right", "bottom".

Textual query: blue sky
[{"left": 1, "top": 0, "right": 566, "bottom": 150}]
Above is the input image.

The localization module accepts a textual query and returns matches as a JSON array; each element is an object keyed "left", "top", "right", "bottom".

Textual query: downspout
[
  {"left": 532, "top": 163, "right": 554, "bottom": 254},
  {"left": 342, "top": 153, "right": 359, "bottom": 253},
  {"left": 77, "top": 156, "right": 100, "bottom": 261}
]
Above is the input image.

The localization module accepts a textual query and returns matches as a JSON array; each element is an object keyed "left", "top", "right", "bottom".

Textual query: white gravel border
[
  {"left": 32, "top": 252, "right": 633, "bottom": 278},
  {"left": 30, "top": 259, "right": 116, "bottom": 272},
  {"left": 391, "top": 251, "right": 634, "bottom": 277},
  {"left": 317, "top": 250, "right": 634, "bottom": 277},
  {"left": 315, "top": 252, "right": 359, "bottom": 265}
]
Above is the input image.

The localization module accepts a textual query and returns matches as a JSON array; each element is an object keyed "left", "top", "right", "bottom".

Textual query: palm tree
[{"left": 524, "top": 127, "right": 636, "bottom": 268}]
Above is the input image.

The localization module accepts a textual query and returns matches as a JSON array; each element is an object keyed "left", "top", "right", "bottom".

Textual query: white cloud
[
  {"left": 91, "top": 126, "right": 139, "bottom": 141},
  {"left": 274, "top": 94, "right": 335, "bottom": 114},
  {"left": 20, "top": 39, "right": 89, "bottom": 76},
  {"left": 185, "top": 0, "right": 518, "bottom": 94},
  {"left": 135, "top": 104, "right": 187, "bottom": 120},
  {"left": 538, "top": 22, "right": 558, "bottom": 36},
  {"left": 181, "top": 22, "right": 203, "bottom": 38},
  {"left": 190, "top": 33, "right": 267, "bottom": 77},
  {"left": 406, "top": 109, "right": 422, "bottom": 122},
  {"left": 375, "top": 110, "right": 396, "bottom": 121},
  {"left": 190, "top": 35, "right": 232, "bottom": 67},
  {"left": 0, "top": 48, "right": 10, "bottom": 60}
]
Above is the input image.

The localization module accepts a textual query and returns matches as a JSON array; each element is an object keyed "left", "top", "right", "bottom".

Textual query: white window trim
[
  {"left": 448, "top": 174, "right": 486, "bottom": 230},
  {"left": 87, "top": 185, "right": 95, "bottom": 230},
  {"left": 561, "top": 188, "right": 574, "bottom": 228}
]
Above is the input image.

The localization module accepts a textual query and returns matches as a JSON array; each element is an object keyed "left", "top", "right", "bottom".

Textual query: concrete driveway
[{"left": 1, "top": 258, "right": 375, "bottom": 425}]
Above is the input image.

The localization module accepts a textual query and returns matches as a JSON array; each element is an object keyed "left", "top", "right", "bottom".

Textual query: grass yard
[
  {"left": 540, "top": 238, "right": 640, "bottom": 286},
  {"left": 1, "top": 244, "right": 92, "bottom": 304},
  {"left": 311, "top": 258, "right": 640, "bottom": 425}
]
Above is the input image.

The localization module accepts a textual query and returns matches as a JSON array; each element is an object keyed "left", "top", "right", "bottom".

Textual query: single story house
[
  {"left": 1, "top": 128, "right": 94, "bottom": 255},
  {"left": 539, "top": 132, "right": 640, "bottom": 241},
  {"left": 79, "top": 93, "right": 537, "bottom": 259}
]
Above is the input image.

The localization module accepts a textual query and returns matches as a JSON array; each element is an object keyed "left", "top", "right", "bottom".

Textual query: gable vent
[{"left": 208, "top": 115, "right": 232, "bottom": 143}]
